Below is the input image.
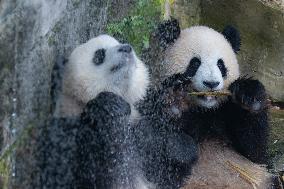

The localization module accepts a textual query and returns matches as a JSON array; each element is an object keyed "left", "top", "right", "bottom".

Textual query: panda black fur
[
  {"left": 37, "top": 35, "right": 150, "bottom": 189},
  {"left": 136, "top": 19, "right": 280, "bottom": 189}
]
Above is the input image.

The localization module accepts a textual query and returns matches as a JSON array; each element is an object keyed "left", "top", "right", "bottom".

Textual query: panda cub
[
  {"left": 136, "top": 19, "right": 278, "bottom": 189},
  {"left": 72, "top": 35, "right": 151, "bottom": 189},
  {"left": 55, "top": 34, "right": 149, "bottom": 119},
  {"left": 39, "top": 35, "right": 150, "bottom": 189}
]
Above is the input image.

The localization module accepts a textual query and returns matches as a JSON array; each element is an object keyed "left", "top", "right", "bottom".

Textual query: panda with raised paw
[
  {"left": 73, "top": 35, "right": 152, "bottom": 189},
  {"left": 136, "top": 19, "right": 281, "bottom": 189},
  {"left": 54, "top": 34, "right": 149, "bottom": 119},
  {"left": 38, "top": 35, "right": 150, "bottom": 189}
]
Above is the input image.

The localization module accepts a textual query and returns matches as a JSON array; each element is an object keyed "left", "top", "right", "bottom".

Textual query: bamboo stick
[
  {"left": 226, "top": 161, "right": 258, "bottom": 189},
  {"left": 188, "top": 91, "right": 232, "bottom": 96},
  {"left": 163, "top": 0, "right": 171, "bottom": 20}
]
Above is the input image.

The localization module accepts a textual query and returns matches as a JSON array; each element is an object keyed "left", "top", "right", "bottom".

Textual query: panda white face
[
  {"left": 58, "top": 35, "right": 149, "bottom": 117},
  {"left": 162, "top": 26, "right": 240, "bottom": 109},
  {"left": 190, "top": 56, "right": 226, "bottom": 108}
]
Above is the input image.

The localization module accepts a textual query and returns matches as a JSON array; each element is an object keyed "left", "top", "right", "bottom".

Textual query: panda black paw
[
  {"left": 81, "top": 92, "right": 131, "bottom": 125},
  {"left": 156, "top": 18, "right": 181, "bottom": 48},
  {"left": 229, "top": 77, "right": 267, "bottom": 113},
  {"left": 166, "top": 132, "right": 198, "bottom": 165}
]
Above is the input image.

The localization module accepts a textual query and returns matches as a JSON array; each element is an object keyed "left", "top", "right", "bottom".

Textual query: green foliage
[
  {"left": 0, "top": 122, "right": 37, "bottom": 189},
  {"left": 48, "top": 35, "right": 56, "bottom": 46},
  {"left": 0, "top": 150, "right": 11, "bottom": 189},
  {"left": 72, "top": 0, "right": 81, "bottom": 8},
  {"left": 269, "top": 110, "right": 284, "bottom": 158},
  {"left": 106, "top": 0, "right": 162, "bottom": 55}
]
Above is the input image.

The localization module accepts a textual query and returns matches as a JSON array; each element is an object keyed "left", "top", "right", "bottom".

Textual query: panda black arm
[
  {"left": 36, "top": 117, "right": 80, "bottom": 189},
  {"left": 225, "top": 77, "right": 269, "bottom": 164},
  {"left": 75, "top": 92, "right": 131, "bottom": 189},
  {"left": 134, "top": 118, "right": 198, "bottom": 189},
  {"left": 136, "top": 86, "right": 198, "bottom": 188}
]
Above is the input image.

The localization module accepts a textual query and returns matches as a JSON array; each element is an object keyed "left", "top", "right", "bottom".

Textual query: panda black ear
[
  {"left": 156, "top": 18, "right": 181, "bottom": 49},
  {"left": 222, "top": 25, "right": 241, "bottom": 53}
]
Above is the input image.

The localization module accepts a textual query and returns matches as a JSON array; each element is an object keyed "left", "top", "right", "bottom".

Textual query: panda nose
[
  {"left": 118, "top": 44, "right": 132, "bottom": 53},
  {"left": 203, "top": 81, "right": 220, "bottom": 89}
]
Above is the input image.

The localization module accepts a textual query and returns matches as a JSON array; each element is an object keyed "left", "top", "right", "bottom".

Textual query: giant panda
[
  {"left": 37, "top": 34, "right": 150, "bottom": 189},
  {"left": 54, "top": 34, "right": 149, "bottom": 119},
  {"left": 135, "top": 19, "right": 281, "bottom": 189}
]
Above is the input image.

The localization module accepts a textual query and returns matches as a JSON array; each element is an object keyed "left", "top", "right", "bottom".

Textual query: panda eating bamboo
[{"left": 134, "top": 19, "right": 281, "bottom": 189}]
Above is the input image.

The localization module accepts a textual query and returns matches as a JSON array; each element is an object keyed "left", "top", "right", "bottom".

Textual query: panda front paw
[
  {"left": 81, "top": 92, "right": 131, "bottom": 125},
  {"left": 166, "top": 132, "right": 198, "bottom": 165},
  {"left": 229, "top": 77, "right": 267, "bottom": 113}
]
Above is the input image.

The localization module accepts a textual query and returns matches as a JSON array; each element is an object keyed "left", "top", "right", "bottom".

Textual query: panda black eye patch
[
  {"left": 184, "top": 57, "right": 201, "bottom": 77},
  {"left": 93, "top": 48, "right": 106, "bottom": 65},
  {"left": 217, "top": 59, "right": 227, "bottom": 77}
]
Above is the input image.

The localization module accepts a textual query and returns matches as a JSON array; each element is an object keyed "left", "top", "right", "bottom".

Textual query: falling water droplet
[{"left": 12, "top": 129, "right": 16, "bottom": 134}]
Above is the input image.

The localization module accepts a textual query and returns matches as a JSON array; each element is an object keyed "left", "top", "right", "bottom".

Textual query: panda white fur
[
  {"left": 54, "top": 34, "right": 149, "bottom": 119},
  {"left": 136, "top": 19, "right": 280, "bottom": 189},
  {"left": 160, "top": 26, "right": 239, "bottom": 109},
  {"left": 40, "top": 35, "right": 151, "bottom": 189}
]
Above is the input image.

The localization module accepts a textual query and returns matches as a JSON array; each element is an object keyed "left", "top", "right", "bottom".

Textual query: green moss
[
  {"left": 172, "top": 0, "right": 201, "bottom": 28},
  {"left": 47, "top": 21, "right": 63, "bottom": 46},
  {"left": 0, "top": 157, "right": 10, "bottom": 189},
  {"left": 269, "top": 109, "right": 284, "bottom": 158},
  {"left": 0, "top": 134, "right": 17, "bottom": 189},
  {"left": 47, "top": 35, "right": 56, "bottom": 46},
  {"left": 0, "top": 122, "right": 38, "bottom": 189},
  {"left": 52, "top": 22, "right": 62, "bottom": 34},
  {"left": 106, "top": 0, "right": 163, "bottom": 55},
  {"left": 72, "top": 0, "right": 81, "bottom": 8}
]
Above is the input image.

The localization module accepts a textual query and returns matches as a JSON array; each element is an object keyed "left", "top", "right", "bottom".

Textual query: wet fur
[
  {"left": 177, "top": 79, "right": 271, "bottom": 188},
  {"left": 39, "top": 35, "right": 150, "bottom": 189},
  {"left": 54, "top": 35, "right": 149, "bottom": 118},
  {"left": 141, "top": 19, "right": 276, "bottom": 189},
  {"left": 138, "top": 77, "right": 273, "bottom": 189}
]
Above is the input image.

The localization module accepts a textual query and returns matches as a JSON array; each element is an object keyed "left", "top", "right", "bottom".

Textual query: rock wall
[{"left": 0, "top": 0, "right": 131, "bottom": 188}]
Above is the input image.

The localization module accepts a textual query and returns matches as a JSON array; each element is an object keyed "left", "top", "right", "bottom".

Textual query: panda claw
[{"left": 251, "top": 101, "right": 262, "bottom": 112}]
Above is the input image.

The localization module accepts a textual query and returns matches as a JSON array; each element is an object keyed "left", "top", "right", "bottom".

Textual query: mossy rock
[{"left": 269, "top": 109, "right": 284, "bottom": 172}]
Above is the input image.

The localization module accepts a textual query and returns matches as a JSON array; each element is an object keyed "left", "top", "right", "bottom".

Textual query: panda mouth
[
  {"left": 110, "top": 57, "right": 135, "bottom": 72},
  {"left": 197, "top": 95, "right": 217, "bottom": 101},
  {"left": 110, "top": 62, "right": 125, "bottom": 72},
  {"left": 192, "top": 89, "right": 219, "bottom": 101}
]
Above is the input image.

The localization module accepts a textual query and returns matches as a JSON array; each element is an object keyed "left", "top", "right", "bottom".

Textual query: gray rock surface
[{"left": 0, "top": 0, "right": 129, "bottom": 188}]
